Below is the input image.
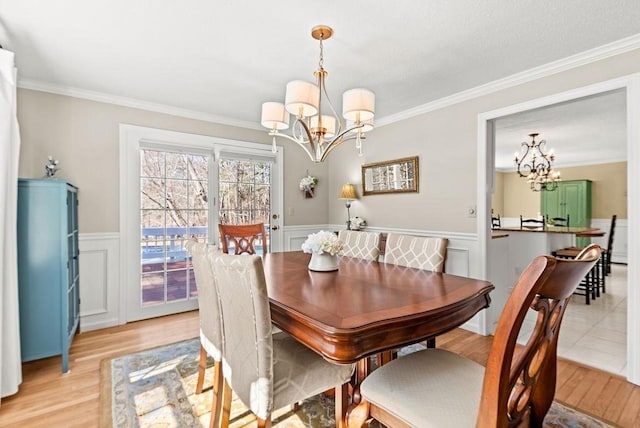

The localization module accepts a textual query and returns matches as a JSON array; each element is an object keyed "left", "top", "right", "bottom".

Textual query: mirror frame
[{"left": 361, "top": 156, "right": 419, "bottom": 196}]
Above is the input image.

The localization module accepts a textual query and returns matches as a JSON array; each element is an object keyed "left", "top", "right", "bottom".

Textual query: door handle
[{"left": 271, "top": 225, "right": 279, "bottom": 231}]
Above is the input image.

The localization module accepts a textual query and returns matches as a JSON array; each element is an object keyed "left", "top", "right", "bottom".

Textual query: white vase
[{"left": 308, "top": 252, "right": 339, "bottom": 272}]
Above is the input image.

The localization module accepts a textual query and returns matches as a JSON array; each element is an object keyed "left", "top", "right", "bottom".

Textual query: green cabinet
[
  {"left": 17, "top": 179, "right": 79, "bottom": 373},
  {"left": 541, "top": 179, "right": 592, "bottom": 245}
]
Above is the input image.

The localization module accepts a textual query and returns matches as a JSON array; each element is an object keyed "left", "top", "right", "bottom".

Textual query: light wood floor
[{"left": 1, "top": 311, "right": 639, "bottom": 427}]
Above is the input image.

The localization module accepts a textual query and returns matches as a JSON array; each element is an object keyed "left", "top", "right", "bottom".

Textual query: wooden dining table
[{"left": 262, "top": 251, "right": 494, "bottom": 427}]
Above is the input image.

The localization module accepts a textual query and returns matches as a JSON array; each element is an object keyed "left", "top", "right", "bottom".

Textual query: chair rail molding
[{"left": 78, "top": 232, "right": 120, "bottom": 331}]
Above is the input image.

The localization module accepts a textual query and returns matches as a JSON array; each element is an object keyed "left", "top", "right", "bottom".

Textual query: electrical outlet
[{"left": 288, "top": 207, "right": 294, "bottom": 216}]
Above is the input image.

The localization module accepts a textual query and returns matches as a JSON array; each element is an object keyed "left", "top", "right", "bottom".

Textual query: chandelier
[
  {"left": 260, "top": 25, "right": 375, "bottom": 163},
  {"left": 514, "top": 133, "right": 561, "bottom": 191}
]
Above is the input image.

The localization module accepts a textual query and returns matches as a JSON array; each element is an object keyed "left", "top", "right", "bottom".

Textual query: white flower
[
  {"left": 350, "top": 216, "right": 366, "bottom": 228},
  {"left": 299, "top": 175, "right": 318, "bottom": 192},
  {"left": 301, "top": 231, "right": 343, "bottom": 255}
]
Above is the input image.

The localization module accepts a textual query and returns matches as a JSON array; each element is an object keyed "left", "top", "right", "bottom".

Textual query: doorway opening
[{"left": 477, "top": 74, "right": 640, "bottom": 385}]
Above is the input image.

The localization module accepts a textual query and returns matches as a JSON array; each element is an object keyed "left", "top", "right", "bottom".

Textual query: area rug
[{"left": 100, "top": 338, "right": 613, "bottom": 428}]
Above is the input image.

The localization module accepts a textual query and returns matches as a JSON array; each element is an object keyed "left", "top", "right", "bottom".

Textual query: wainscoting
[
  {"left": 78, "top": 227, "right": 485, "bottom": 334},
  {"left": 78, "top": 233, "right": 120, "bottom": 331}
]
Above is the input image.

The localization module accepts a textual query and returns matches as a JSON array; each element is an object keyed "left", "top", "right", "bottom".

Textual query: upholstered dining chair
[
  {"left": 384, "top": 233, "right": 448, "bottom": 273},
  {"left": 212, "top": 253, "right": 355, "bottom": 427},
  {"left": 382, "top": 233, "right": 448, "bottom": 353},
  {"left": 359, "top": 244, "right": 601, "bottom": 428},
  {"left": 185, "top": 239, "right": 225, "bottom": 428},
  {"left": 338, "top": 230, "right": 381, "bottom": 261},
  {"left": 218, "top": 223, "right": 267, "bottom": 255}
]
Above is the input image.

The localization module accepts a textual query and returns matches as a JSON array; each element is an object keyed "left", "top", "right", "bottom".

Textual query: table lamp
[{"left": 338, "top": 183, "right": 358, "bottom": 229}]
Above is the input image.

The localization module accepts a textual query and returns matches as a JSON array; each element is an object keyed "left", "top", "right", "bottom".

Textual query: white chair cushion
[{"left": 360, "top": 349, "right": 484, "bottom": 428}]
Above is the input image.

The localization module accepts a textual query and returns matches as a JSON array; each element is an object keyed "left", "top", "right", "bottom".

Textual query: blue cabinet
[{"left": 17, "top": 179, "right": 79, "bottom": 373}]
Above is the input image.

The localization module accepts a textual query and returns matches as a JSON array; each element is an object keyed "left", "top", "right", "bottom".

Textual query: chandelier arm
[
  {"left": 292, "top": 117, "right": 319, "bottom": 158},
  {"left": 269, "top": 131, "right": 317, "bottom": 162},
  {"left": 319, "top": 75, "right": 343, "bottom": 137},
  {"left": 516, "top": 141, "right": 533, "bottom": 178}
]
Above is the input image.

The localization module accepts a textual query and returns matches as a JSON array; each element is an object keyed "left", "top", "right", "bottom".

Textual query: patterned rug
[{"left": 100, "top": 338, "right": 613, "bottom": 427}]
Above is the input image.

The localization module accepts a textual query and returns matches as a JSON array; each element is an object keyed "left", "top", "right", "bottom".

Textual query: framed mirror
[{"left": 361, "top": 156, "right": 419, "bottom": 195}]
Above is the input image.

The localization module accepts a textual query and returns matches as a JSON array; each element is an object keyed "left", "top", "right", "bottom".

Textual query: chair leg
[
  {"left": 196, "top": 345, "right": 207, "bottom": 394},
  {"left": 335, "top": 383, "right": 349, "bottom": 428},
  {"left": 220, "top": 379, "right": 232, "bottom": 428},
  {"left": 426, "top": 337, "right": 436, "bottom": 348},
  {"left": 209, "top": 361, "right": 223, "bottom": 428}
]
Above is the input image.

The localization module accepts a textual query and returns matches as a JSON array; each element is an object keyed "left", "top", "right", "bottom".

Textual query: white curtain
[{"left": 0, "top": 47, "right": 22, "bottom": 402}]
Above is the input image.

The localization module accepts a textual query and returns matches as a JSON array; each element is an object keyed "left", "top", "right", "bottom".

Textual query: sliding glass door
[{"left": 121, "top": 126, "right": 283, "bottom": 322}]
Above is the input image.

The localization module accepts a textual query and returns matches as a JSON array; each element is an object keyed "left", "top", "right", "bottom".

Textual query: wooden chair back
[
  {"left": 218, "top": 223, "right": 267, "bottom": 255},
  {"left": 477, "top": 244, "right": 601, "bottom": 427},
  {"left": 546, "top": 214, "right": 570, "bottom": 228},
  {"left": 520, "top": 215, "right": 545, "bottom": 229},
  {"left": 605, "top": 215, "right": 617, "bottom": 273}
]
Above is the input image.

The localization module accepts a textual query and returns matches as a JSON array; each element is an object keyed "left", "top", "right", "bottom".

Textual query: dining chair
[
  {"left": 384, "top": 233, "right": 448, "bottom": 273},
  {"left": 185, "top": 239, "right": 225, "bottom": 428},
  {"left": 546, "top": 214, "right": 570, "bottom": 228},
  {"left": 359, "top": 244, "right": 601, "bottom": 428},
  {"left": 212, "top": 253, "right": 355, "bottom": 427},
  {"left": 554, "top": 214, "right": 616, "bottom": 302},
  {"left": 520, "top": 215, "right": 545, "bottom": 229},
  {"left": 218, "top": 223, "right": 267, "bottom": 255},
  {"left": 338, "top": 230, "right": 381, "bottom": 261},
  {"left": 382, "top": 233, "right": 448, "bottom": 353},
  {"left": 491, "top": 214, "right": 501, "bottom": 229}
]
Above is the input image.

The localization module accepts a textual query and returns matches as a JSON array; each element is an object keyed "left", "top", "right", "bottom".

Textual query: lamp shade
[
  {"left": 342, "top": 88, "right": 375, "bottom": 122},
  {"left": 338, "top": 183, "right": 358, "bottom": 200},
  {"left": 261, "top": 102, "right": 290, "bottom": 130},
  {"left": 310, "top": 115, "right": 337, "bottom": 138},
  {"left": 285, "top": 80, "right": 320, "bottom": 117}
]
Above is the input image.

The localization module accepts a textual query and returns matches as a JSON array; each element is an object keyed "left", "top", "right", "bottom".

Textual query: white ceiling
[
  {"left": 1, "top": 0, "right": 639, "bottom": 135},
  {"left": 494, "top": 89, "right": 627, "bottom": 171}
]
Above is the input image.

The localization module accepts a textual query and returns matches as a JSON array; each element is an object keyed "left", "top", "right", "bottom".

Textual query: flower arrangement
[
  {"left": 299, "top": 175, "right": 318, "bottom": 198},
  {"left": 45, "top": 155, "right": 60, "bottom": 177},
  {"left": 350, "top": 216, "right": 366, "bottom": 230},
  {"left": 301, "top": 231, "right": 343, "bottom": 256}
]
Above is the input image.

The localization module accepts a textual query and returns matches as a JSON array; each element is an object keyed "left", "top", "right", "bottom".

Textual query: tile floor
[{"left": 519, "top": 263, "right": 628, "bottom": 376}]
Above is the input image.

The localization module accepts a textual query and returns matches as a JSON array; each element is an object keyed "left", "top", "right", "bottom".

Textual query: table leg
[{"left": 346, "top": 357, "right": 371, "bottom": 428}]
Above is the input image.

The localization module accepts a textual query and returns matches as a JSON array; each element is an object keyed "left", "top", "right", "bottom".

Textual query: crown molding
[
  {"left": 376, "top": 33, "right": 640, "bottom": 127},
  {"left": 16, "top": 34, "right": 640, "bottom": 131},
  {"left": 17, "top": 78, "right": 263, "bottom": 131}
]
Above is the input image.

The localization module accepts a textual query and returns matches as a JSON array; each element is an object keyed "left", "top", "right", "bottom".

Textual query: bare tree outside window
[{"left": 218, "top": 158, "right": 271, "bottom": 228}]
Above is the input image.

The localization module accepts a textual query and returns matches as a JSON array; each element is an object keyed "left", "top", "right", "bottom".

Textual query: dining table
[{"left": 262, "top": 251, "right": 494, "bottom": 427}]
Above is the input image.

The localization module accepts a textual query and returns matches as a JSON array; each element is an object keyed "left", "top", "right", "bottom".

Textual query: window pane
[
  {"left": 141, "top": 150, "right": 164, "bottom": 178},
  {"left": 166, "top": 152, "right": 188, "bottom": 179},
  {"left": 166, "top": 179, "right": 188, "bottom": 209},
  {"left": 189, "top": 180, "right": 208, "bottom": 209},
  {"left": 141, "top": 178, "right": 165, "bottom": 209}
]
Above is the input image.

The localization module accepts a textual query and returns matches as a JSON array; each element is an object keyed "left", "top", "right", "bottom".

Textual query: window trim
[{"left": 119, "top": 124, "right": 283, "bottom": 323}]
